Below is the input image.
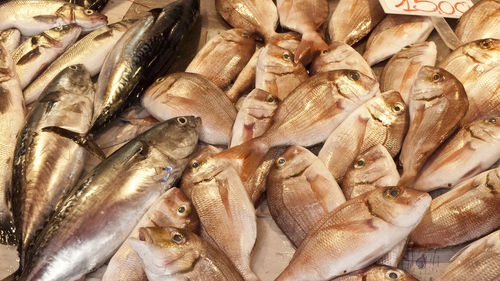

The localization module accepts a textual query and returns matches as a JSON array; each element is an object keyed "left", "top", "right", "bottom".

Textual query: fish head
[
  {"left": 411, "top": 66, "right": 465, "bottom": 103},
  {"left": 331, "top": 69, "right": 380, "bottom": 106},
  {"left": 58, "top": 4, "right": 108, "bottom": 31},
  {"left": 42, "top": 24, "right": 82, "bottom": 47},
  {"left": 270, "top": 146, "right": 313, "bottom": 180},
  {"left": 0, "top": 44, "right": 15, "bottom": 82},
  {"left": 145, "top": 116, "right": 200, "bottom": 161},
  {"left": 365, "top": 265, "right": 418, "bottom": 280},
  {"left": 468, "top": 116, "right": 500, "bottom": 138},
  {"left": 466, "top": 38, "right": 500, "bottom": 62},
  {"left": 154, "top": 188, "right": 199, "bottom": 232},
  {"left": 395, "top": 41, "right": 437, "bottom": 61},
  {"left": 366, "top": 186, "right": 431, "bottom": 228},
  {"left": 107, "top": 19, "right": 138, "bottom": 33},
  {"left": 246, "top": 89, "right": 280, "bottom": 114},
  {"left": 128, "top": 226, "right": 201, "bottom": 276},
  {"left": 260, "top": 43, "right": 300, "bottom": 74},
  {"left": 181, "top": 145, "right": 223, "bottom": 197},
  {"left": 368, "top": 90, "right": 407, "bottom": 127},
  {"left": 311, "top": 41, "right": 347, "bottom": 71}
]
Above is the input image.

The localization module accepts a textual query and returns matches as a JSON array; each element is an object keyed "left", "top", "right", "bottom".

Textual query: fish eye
[
  {"left": 348, "top": 71, "right": 360, "bottom": 81},
  {"left": 266, "top": 95, "right": 277, "bottom": 103},
  {"left": 391, "top": 102, "right": 404, "bottom": 114},
  {"left": 431, "top": 72, "right": 443, "bottom": 83},
  {"left": 172, "top": 232, "right": 183, "bottom": 243},
  {"left": 177, "top": 205, "right": 186, "bottom": 214},
  {"left": 384, "top": 187, "right": 401, "bottom": 199},
  {"left": 276, "top": 157, "right": 286, "bottom": 166},
  {"left": 387, "top": 270, "right": 399, "bottom": 279},
  {"left": 403, "top": 45, "right": 411, "bottom": 49},
  {"left": 69, "top": 65, "right": 79, "bottom": 70},
  {"left": 354, "top": 159, "right": 365, "bottom": 168},
  {"left": 155, "top": 77, "right": 165, "bottom": 83},
  {"left": 282, "top": 52, "right": 291, "bottom": 61},
  {"left": 191, "top": 161, "right": 199, "bottom": 169},
  {"left": 55, "top": 26, "right": 63, "bottom": 31},
  {"left": 84, "top": 9, "right": 95, "bottom": 15},
  {"left": 176, "top": 117, "right": 187, "bottom": 125},
  {"left": 488, "top": 117, "right": 497, "bottom": 124},
  {"left": 480, "top": 39, "right": 492, "bottom": 49},
  {"left": 321, "top": 49, "right": 329, "bottom": 55}
]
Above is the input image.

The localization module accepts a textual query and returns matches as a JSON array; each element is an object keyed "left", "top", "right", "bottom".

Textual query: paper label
[{"left": 378, "top": 0, "right": 474, "bottom": 18}]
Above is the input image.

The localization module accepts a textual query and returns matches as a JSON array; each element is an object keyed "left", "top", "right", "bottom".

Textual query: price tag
[{"left": 378, "top": 0, "right": 474, "bottom": 18}]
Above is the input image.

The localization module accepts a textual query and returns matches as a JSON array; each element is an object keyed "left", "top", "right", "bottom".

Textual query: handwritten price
[{"left": 379, "top": 0, "right": 474, "bottom": 18}]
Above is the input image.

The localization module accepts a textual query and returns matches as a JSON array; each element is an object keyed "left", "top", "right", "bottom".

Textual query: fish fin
[
  {"left": 16, "top": 47, "right": 42, "bottom": 66},
  {"left": 32, "top": 15, "right": 58, "bottom": 24},
  {"left": 295, "top": 31, "right": 328, "bottom": 63},
  {"left": 214, "top": 138, "right": 269, "bottom": 181},
  {"left": 41, "top": 126, "right": 106, "bottom": 160}
]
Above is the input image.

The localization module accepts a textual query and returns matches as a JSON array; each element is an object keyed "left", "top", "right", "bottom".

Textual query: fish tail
[
  {"left": 295, "top": 31, "right": 328, "bottom": 63},
  {"left": 41, "top": 126, "right": 106, "bottom": 160},
  {"left": 215, "top": 138, "right": 269, "bottom": 181}
]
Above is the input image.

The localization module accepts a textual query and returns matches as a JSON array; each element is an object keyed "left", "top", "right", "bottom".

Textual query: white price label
[{"left": 378, "top": 0, "right": 474, "bottom": 18}]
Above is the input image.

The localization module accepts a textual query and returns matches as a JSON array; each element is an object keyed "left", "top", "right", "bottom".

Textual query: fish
[
  {"left": 0, "top": 29, "right": 21, "bottom": 53},
  {"left": 216, "top": 69, "right": 378, "bottom": 180},
  {"left": 142, "top": 72, "right": 237, "bottom": 145},
  {"left": 276, "top": 0, "right": 329, "bottom": 62},
  {"left": 102, "top": 188, "right": 199, "bottom": 281},
  {"left": 363, "top": 15, "right": 433, "bottom": 66},
  {"left": 276, "top": 186, "right": 431, "bottom": 281},
  {"left": 328, "top": 0, "right": 385, "bottom": 46},
  {"left": 310, "top": 41, "right": 376, "bottom": 79},
  {"left": 180, "top": 146, "right": 259, "bottom": 281},
  {"left": 23, "top": 20, "right": 135, "bottom": 105},
  {"left": 11, "top": 65, "right": 94, "bottom": 260},
  {"left": 455, "top": 0, "right": 500, "bottom": 43},
  {"left": 230, "top": 89, "right": 279, "bottom": 147},
  {"left": 331, "top": 265, "right": 418, "bottom": 281},
  {"left": 267, "top": 145, "right": 346, "bottom": 247},
  {"left": 91, "top": 0, "right": 200, "bottom": 134},
  {"left": 18, "top": 116, "right": 200, "bottom": 281},
  {"left": 436, "top": 230, "right": 500, "bottom": 281},
  {"left": 186, "top": 28, "right": 256, "bottom": 91},
  {"left": 0, "top": 0, "right": 107, "bottom": 36},
  {"left": 215, "top": 0, "right": 278, "bottom": 42},
  {"left": 409, "top": 167, "right": 500, "bottom": 248},
  {"left": 255, "top": 43, "right": 308, "bottom": 100},
  {"left": 398, "top": 66, "right": 469, "bottom": 187},
  {"left": 0, "top": 44, "right": 25, "bottom": 248},
  {"left": 12, "top": 24, "right": 82, "bottom": 89},
  {"left": 438, "top": 38, "right": 500, "bottom": 93},
  {"left": 129, "top": 226, "right": 244, "bottom": 281},
  {"left": 413, "top": 117, "right": 500, "bottom": 191},
  {"left": 380, "top": 41, "right": 437, "bottom": 104},
  {"left": 462, "top": 65, "right": 500, "bottom": 124},
  {"left": 342, "top": 144, "right": 400, "bottom": 200},
  {"left": 63, "top": 0, "right": 109, "bottom": 11},
  {"left": 226, "top": 47, "right": 261, "bottom": 103},
  {"left": 318, "top": 90, "right": 408, "bottom": 183}
]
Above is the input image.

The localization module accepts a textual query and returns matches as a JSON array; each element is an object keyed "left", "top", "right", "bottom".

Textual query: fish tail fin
[
  {"left": 295, "top": 31, "right": 328, "bottom": 63},
  {"left": 215, "top": 138, "right": 269, "bottom": 181},
  {"left": 41, "top": 126, "right": 106, "bottom": 160}
]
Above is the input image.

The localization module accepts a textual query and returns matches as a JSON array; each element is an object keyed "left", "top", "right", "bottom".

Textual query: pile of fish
[{"left": 0, "top": 0, "right": 499, "bottom": 280}]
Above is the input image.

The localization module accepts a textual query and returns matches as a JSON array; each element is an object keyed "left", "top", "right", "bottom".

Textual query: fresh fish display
[
  {"left": 0, "top": 0, "right": 107, "bottom": 36},
  {"left": 363, "top": 15, "right": 433, "bottom": 66},
  {"left": 217, "top": 70, "right": 378, "bottom": 180},
  {"left": 230, "top": 89, "right": 279, "bottom": 147},
  {"left": 331, "top": 265, "right": 418, "bottom": 281},
  {"left": 342, "top": 144, "right": 399, "bottom": 200},
  {"left": 380, "top": 41, "right": 437, "bottom": 104},
  {"left": 215, "top": 0, "right": 278, "bottom": 42},
  {"left": 310, "top": 41, "right": 376, "bottom": 79},
  {"left": 455, "top": 0, "right": 500, "bottom": 43},
  {"left": 436, "top": 230, "right": 500, "bottom": 281},
  {"left": 398, "top": 66, "right": 468, "bottom": 187},
  {"left": 102, "top": 188, "right": 199, "bottom": 281},
  {"left": 410, "top": 167, "right": 500, "bottom": 248},
  {"left": 142, "top": 72, "right": 237, "bottom": 145},
  {"left": 438, "top": 38, "right": 500, "bottom": 93},
  {"left": 92, "top": 0, "right": 200, "bottom": 133},
  {"left": 186, "top": 28, "right": 255, "bottom": 91},
  {"left": 226, "top": 47, "right": 261, "bottom": 103},
  {"left": 276, "top": 0, "right": 329, "bottom": 62},
  {"left": 329, "top": 0, "right": 385, "bottom": 46},
  {"left": 181, "top": 146, "right": 258, "bottom": 281},
  {"left": 11, "top": 64, "right": 94, "bottom": 258},
  {"left": 413, "top": 117, "right": 500, "bottom": 191},
  {"left": 23, "top": 20, "right": 135, "bottom": 105},
  {"left": 0, "top": 44, "right": 25, "bottom": 247},
  {"left": 267, "top": 145, "right": 346, "bottom": 247},
  {"left": 129, "top": 226, "right": 244, "bottom": 281},
  {"left": 255, "top": 43, "right": 308, "bottom": 100},
  {"left": 462, "top": 65, "right": 500, "bottom": 124},
  {"left": 12, "top": 24, "right": 81, "bottom": 89},
  {"left": 19, "top": 116, "right": 200, "bottom": 281},
  {"left": 0, "top": 29, "right": 21, "bottom": 53},
  {"left": 276, "top": 186, "right": 431, "bottom": 280},
  {"left": 318, "top": 90, "right": 408, "bottom": 183}
]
